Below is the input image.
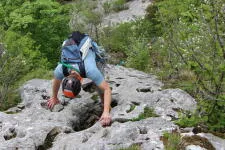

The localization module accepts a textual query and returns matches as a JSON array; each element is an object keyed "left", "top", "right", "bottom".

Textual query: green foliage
[
  {"left": 149, "top": 0, "right": 225, "bottom": 132},
  {"left": 0, "top": 54, "right": 28, "bottom": 85},
  {"left": 198, "top": 98, "right": 225, "bottom": 132},
  {"left": 100, "top": 18, "right": 154, "bottom": 71},
  {"left": 100, "top": 0, "right": 224, "bottom": 133},
  {"left": 1, "top": 0, "right": 70, "bottom": 68},
  {"left": 91, "top": 94, "right": 99, "bottom": 103},
  {"left": 69, "top": 0, "right": 102, "bottom": 40},
  {"left": 0, "top": 0, "right": 71, "bottom": 110},
  {"left": 19, "top": 68, "right": 53, "bottom": 84},
  {"left": 162, "top": 131, "right": 181, "bottom": 150},
  {"left": 101, "top": 19, "right": 153, "bottom": 52},
  {"left": 103, "top": 2, "right": 112, "bottom": 14},
  {"left": 0, "top": 28, "right": 50, "bottom": 110},
  {"left": 103, "top": 0, "right": 129, "bottom": 14},
  {"left": 175, "top": 112, "right": 208, "bottom": 128},
  {"left": 0, "top": 53, "right": 27, "bottom": 110},
  {"left": 112, "top": 0, "right": 129, "bottom": 12},
  {"left": 131, "top": 107, "right": 159, "bottom": 121},
  {"left": 119, "top": 144, "right": 141, "bottom": 150},
  {"left": 100, "top": 19, "right": 157, "bottom": 72},
  {"left": 126, "top": 104, "right": 135, "bottom": 113},
  {"left": 126, "top": 38, "right": 149, "bottom": 71},
  {"left": 100, "top": 22, "right": 133, "bottom": 53},
  {"left": 0, "top": 90, "right": 21, "bottom": 111},
  {"left": 3, "top": 30, "right": 49, "bottom": 69},
  {"left": 0, "top": 5, "right": 4, "bottom": 27}
]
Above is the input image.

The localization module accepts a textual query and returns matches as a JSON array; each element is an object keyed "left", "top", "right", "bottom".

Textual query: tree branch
[{"left": 212, "top": 0, "right": 225, "bottom": 59}]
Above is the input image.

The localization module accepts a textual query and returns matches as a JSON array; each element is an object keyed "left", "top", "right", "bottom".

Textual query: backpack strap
[
  {"left": 61, "top": 61, "right": 86, "bottom": 78},
  {"left": 79, "top": 37, "right": 92, "bottom": 60},
  {"left": 77, "top": 61, "right": 86, "bottom": 78},
  {"left": 62, "top": 65, "right": 69, "bottom": 77}
]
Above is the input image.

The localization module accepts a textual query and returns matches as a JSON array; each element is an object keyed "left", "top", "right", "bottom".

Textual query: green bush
[
  {"left": 162, "top": 131, "right": 181, "bottom": 150},
  {"left": 69, "top": 0, "right": 102, "bottom": 40},
  {"left": 100, "top": 22, "right": 133, "bottom": 53},
  {"left": 126, "top": 38, "right": 149, "bottom": 71},
  {"left": 0, "top": 53, "right": 28, "bottom": 110},
  {"left": 131, "top": 107, "right": 159, "bottom": 121},
  {"left": 1, "top": 0, "right": 70, "bottom": 68},
  {"left": 18, "top": 68, "right": 53, "bottom": 84},
  {"left": 112, "top": 0, "right": 129, "bottom": 12},
  {"left": 126, "top": 104, "right": 135, "bottom": 113},
  {"left": 120, "top": 144, "right": 141, "bottom": 150},
  {"left": 103, "top": 2, "right": 112, "bottom": 14},
  {"left": 0, "top": 21, "right": 50, "bottom": 110}
]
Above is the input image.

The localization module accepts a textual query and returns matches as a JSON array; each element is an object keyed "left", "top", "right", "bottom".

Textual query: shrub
[
  {"left": 103, "top": 2, "right": 112, "bottom": 14},
  {"left": 120, "top": 144, "right": 141, "bottom": 150},
  {"left": 151, "top": 0, "right": 225, "bottom": 132},
  {"left": 112, "top": 0, "right": 129, "bottom": 12},
  {"left": 131, "top": 107, "right": 159, "bottom": 121},
  {"left": 161, "top": 131, "right": 181, "bottom": 150},
  {"left": 126, "top": 38, "right": 149, "bottom": 71},
  {"left": 1, "top": 0, "right": 70, "bottom": 68}
]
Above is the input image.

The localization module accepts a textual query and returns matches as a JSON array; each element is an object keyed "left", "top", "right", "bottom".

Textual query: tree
[
  {"left": 153, "top": 0, "right": 225, "bottom": 131},
  {"left": 0, "top": 29, "right": 49, "bottom": 110},
  {"left": 69, "top": 0, "right": 103, "bottom": 41},
  {"left": 0, "top": 0, "right": 70, "bottom": 68}
]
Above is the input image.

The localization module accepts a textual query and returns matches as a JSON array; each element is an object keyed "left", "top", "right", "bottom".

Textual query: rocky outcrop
[
  {"left": 0, "top": 65, "right": 224, "bottom": 150},
  {"left": 102, "top": 0, "right": 152, "bottom": 26}
]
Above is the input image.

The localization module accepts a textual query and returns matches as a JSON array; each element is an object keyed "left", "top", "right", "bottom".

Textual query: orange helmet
[{"left": 62, "top": 76, "right": 81, "bottom": 98}]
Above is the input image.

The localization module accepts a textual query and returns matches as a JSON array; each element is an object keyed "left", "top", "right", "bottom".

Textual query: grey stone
[
  {"left": 102, "top": 0, "right": 152, "bottom": 26},
  {"left": 186, "top": 145, "right": 207, "bottom": 150},
  {"left": 52, "top": 104, "right": 64, "bottom": 112},
  {"left": 197, "top": 133, "right": 225, "bottom": 150},
  {"left": 0, "top": 65, "right": 223, "bottom": 150}
]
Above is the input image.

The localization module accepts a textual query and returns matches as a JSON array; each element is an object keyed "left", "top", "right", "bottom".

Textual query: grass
[
  {"left": 18, "top": 68, "right": 53, "bottom": 85},
  {"left": 130, "top": 107, "right": 159, "bottom": 121},
  {"left": 119, "top": 144, "right": 141, "bottom": 150},
  {"left": 112, "top": 0, "right": 129, "bottom": 12},
  {"left": 126, "top": 104, "right": 136, "bottom": 113},
  {"left": 0, "top": 90, "right": 21, "bottom": 111},
  {"left": 160, "top": 131, "right": 181, "bottom": 150},
  {"left": 91, "top": 94, "right": 99, "bottom": 103},
  {"left": 0, "top": 68, "right": 52, "bottom": 111}
]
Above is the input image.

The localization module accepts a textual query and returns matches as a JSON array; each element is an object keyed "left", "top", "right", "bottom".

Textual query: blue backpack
[{"left": 60, "top": 35, "right": 107, "bottom": 77}]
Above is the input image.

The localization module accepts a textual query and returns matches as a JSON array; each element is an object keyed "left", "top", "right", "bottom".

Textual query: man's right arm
[
  {"left": 47, "top": 78, "right": 61, "bottom": 109},
  {"left": 97, "top": 80, "right": 112, "bottom": 126}
]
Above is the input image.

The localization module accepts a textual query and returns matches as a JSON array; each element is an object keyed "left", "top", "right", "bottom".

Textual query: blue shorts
[{"left": 54, "top": 50, "right": 104, "bottom": 86}]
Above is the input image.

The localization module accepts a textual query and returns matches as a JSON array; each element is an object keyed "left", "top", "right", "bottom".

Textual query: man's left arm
[{"left": 97, "top": 80, "right": 112, "bottom": 126}]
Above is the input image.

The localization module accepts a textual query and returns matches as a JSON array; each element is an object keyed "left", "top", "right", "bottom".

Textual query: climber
[{"left": 47, "top": 31, "right": 112, "bottom": 127}]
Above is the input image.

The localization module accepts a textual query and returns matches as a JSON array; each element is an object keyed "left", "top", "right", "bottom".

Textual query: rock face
[
  {"left": 102, "top": 0, "right": 152, "bottom": 26},
  {"left": 0, "top": 65, "right": 221, "bottom": 150}
]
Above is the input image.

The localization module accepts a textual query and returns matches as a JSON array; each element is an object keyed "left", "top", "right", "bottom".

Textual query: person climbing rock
[{"left": 47, "top": 31, "right": 112, "bottom": 127}]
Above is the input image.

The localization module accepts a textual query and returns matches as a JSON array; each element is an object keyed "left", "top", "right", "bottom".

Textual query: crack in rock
[
  {"left": 37, "top": 127, "right": 61, "bottom": 150},
  {"left": 69, "top": 103, "right": 103, "bottom": 131},
  {"left": 136, "top": 87, "right": 152, "bottom": 92},
  {"left": 3, "top": 127, "right": 17, "bottom": 140},
  {"left": 131, "top": 101, "right": 140, "bottom": 106}
]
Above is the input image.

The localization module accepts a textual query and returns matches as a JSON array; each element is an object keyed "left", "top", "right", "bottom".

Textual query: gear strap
[
  {"left": 60, "top": 62, "right": 85, "bottom": 80},
  {"left": 77, "top": 61, "right": 86, "bottom": 78}
]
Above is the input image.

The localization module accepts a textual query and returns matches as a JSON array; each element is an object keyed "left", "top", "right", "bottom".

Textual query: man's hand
[
  {"left": 47, "top": 97, "right": 60, "bottom": 109},
  {"left": 99, "top": 111, "right": 112, "bottom": 127}
]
